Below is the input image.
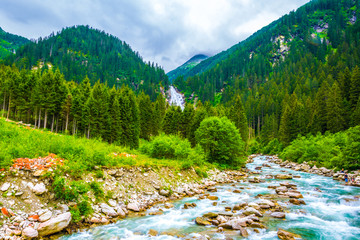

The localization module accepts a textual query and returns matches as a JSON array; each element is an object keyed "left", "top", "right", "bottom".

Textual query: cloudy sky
[{"left": 0, "top": 0, "right": 309, "bottom": 72}]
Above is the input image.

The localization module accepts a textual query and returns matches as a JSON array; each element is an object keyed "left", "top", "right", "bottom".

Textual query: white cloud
[{"left": 0, "top": 0, "right": 310, "bottom": 72}]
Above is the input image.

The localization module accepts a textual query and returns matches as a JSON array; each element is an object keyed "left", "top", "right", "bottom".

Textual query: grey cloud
[{"left": 0, "top": 0, "right": 310, "bottom": 72}]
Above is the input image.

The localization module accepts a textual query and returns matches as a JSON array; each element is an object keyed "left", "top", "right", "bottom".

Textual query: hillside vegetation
[
  {"left": 0, "top": 27, "right": 29, "bottom": 58},
  {"left": 2, "top": 25, "right": 169, "bottom": 100}
]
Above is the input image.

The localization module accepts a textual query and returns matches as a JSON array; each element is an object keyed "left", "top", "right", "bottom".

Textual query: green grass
[{"left": 0, "top": 118, "right": 213, "bottom": 174}]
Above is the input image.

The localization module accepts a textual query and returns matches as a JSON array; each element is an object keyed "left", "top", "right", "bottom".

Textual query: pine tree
[
  {"left": 352, "top": 96, "right": 360, "bottom": 126},
  {"left": 327, "top": 81, "right": 346, "bottom": 133},
  {"left": 350, "top": 66, "right": 360, "bottom": 110},
  {"left": 152, "top": 93, "right": 166, "bottom": 136},
  {"left": 138, "top": 92, "right": 153, "bottom": 140},
  {"left": 227, "top": 95, "right": 248, "bottom": 142}
]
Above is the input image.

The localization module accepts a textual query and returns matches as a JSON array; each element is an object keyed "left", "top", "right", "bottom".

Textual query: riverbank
[
  {"left": 0, "top": 161, "right": 247, "bottom": 239},
  {"left": 267, "top": 155, "right": 360, "bottom": 187},
  {"left": 59, "top": 155, "right": 360, "bottom": 240}
]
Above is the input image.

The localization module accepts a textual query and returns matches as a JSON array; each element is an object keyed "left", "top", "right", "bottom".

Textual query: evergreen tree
[
  {"left": 327, "top": 81, "right": 346, "bottom": 132},
  {"left": 350, "top": 66, "right": 360, "bottom": 110},
  {"left": 138, "top": 92, "right": 154, "bottom": 140},
  {"left": 152, "top": 94, "right": 166, "bottom": 135},
  {"left": 227, "top": 95, "right": 248, "bottom": 142}
]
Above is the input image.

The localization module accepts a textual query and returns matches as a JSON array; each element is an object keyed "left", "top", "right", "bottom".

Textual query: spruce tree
[
  {"left": 227, "top": 95, "right": 248, "bottom": 142},
  {"left": 350, "top": 66, "right": 360, "bottom": 110},
  {"left": 138, "top": 92, "right": 153, "bottom": 140},
  {"left": 327, "top": 81, "right": 346, "bottom": 133}
]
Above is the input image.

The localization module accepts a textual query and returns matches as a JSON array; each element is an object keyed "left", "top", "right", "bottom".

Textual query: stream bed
[{"left": 62, "top": 156, "right": 360, "bottom": 240}]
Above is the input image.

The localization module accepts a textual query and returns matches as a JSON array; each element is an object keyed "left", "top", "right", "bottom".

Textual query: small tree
[{"left": 195, "top": 116, "right": 245, "bottom": 166}]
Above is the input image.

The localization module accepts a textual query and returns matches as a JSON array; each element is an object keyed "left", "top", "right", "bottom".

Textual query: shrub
[
  {"left": 195, "top": 116, "right": 245, "bottom": 166},
  {"left": 90, "top": 182, "right": 104, "bottom": 200},
  {"left": 52, "top": 177, "right": 79, "bottom": 201}
]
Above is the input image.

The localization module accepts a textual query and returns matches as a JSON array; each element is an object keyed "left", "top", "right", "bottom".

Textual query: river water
[{"left": 62, "top": 156, "right": 360, "bottom": 240}]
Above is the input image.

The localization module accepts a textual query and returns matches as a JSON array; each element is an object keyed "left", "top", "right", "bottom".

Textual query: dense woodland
[
  {"left": 174, "top": 0, "right": 360, "bottom": 144},
  {"left": 0, "top": 27, "right": 29, "bottom": 58},
  {"left": 2, "top": 26, "right": 169, "bottom": 101},
  {"left": 0, "top": 0, "right": 360, "bottom": 170}
]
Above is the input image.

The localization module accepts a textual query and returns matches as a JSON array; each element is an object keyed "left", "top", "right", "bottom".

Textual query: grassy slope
[{"left": 0, "top": 118, "right": 207, "bottom": 177}]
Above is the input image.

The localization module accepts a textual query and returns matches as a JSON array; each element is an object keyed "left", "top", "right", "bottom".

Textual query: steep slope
[
  {"left": 167, "top": 54, "right": 208, "bottom": 81},
  {"left": 0, "top": 27, "right": 29, "bottom": 58},
  {"left": 179, "top": 0, "right": 359, "bottom": 101},
  {"left": 176, "top": 0, "right": 360, "bottom": 145},
  {"left": 4, "top": 25, "right": 169, "bottom": 99}
]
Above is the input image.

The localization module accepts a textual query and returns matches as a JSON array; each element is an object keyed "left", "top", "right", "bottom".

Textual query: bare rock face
[
  {"left": 38, "top": 212, "right": 71, "bottom": 237},
  {"left": 22, "top": 227, "right": 38, "bottom": 239},
  {"left": 277, "top": 228, "right": 302, "bottom": 240}
]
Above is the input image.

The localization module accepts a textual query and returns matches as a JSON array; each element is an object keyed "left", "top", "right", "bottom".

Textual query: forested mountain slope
[
  {"left": 3, "top": 25, "right": 169, "bottom": 100},
  {"left": 0, "top": 27, "right": 29, "bottom": 58},
  {"left": 167, "top": 54, "right": 208, "bottom": 81},
  {"left": 174, "top": 0, "right": 360, "bottom": 145}
]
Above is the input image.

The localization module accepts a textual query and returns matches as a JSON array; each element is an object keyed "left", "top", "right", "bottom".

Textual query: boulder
[
  {"left": 115, "top": 207, "right": 126, "bottom": 218},
  {"left": 38, "top": 212, "right": 71, "bottom": 236},
  {"left": 207, "top": 195, "right": 219, "bottom": 200},
  {"left": 22, "top": 227, "right": 38, "bottom": 239},
  {"left": 233, "top": 189, "right": 242, "bottom": 193},
  {"left": 277, "top": 228, "right": 302, "bottom": 240},
  {"left": 148, "top": 229, "right": 158, "bottom": 236},
  {"left": 1, "top": 182, "right": 10, "bottom": 192},
  {"left": 203, "top": 212, "right": 218, "bottom": 218},
  {"left": 257, "top": 199, "right": 275, "bottom": 208},
  {"left": 286, "top": 192, "right": 303, "bottom": 199},
  {"left": 242, "top": 207, "right": 262, "bottom": 217},
  {"left": 275, "top": 174, "right": 293, "bottom": 180},
  {"left": 271, "top": 212, "right": 286, "bottom": 218},
  {"left": 127, "top": 202, "right": 140, "bottom": 212},
  {"left": 289, "top": 199, "right": 306, "bottom": 205},
  {"left": 195, "top": 217, "right": 211, "bottom": 226},
  {"left": 108, "top": 199, "right": 117, "bottom": 207},
  {"left": 100, "top": 203, "right": 118, "bottom": 217},
  {"left": 32, "top": 183, "right": 47, "bottom": 195},
  {"left": 240, "top": 227, "right": 249, "bottom": 237},
  {"left": 159, "top": 189, "right": 171, "bottom": 197},
  {"left": 39, "top": 210, "right": 52, "bottom": 222},
  {"left": 276, "top": 186, "right": 288, "bottom": 194}
]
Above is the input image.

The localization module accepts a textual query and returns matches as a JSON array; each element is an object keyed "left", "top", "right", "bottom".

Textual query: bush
[
  {"left": 280, "top": 126, "right": 360, "bottom": 170},
  {"left": 52, "top": 177, "right": 79, "bottom": 202},
  {"left": 90, "top": 181, "right": 104, "bottom": 200},
  {"left": 195, "top": 116, "right": 245, "bottom": 166},
  {"left": 140, "top": 133, "right": 192, "bottom": 160}
]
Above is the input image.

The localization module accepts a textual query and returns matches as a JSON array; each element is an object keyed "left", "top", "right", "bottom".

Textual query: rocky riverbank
[
  {"left": 0, "top": 161, "right": 248, "bottom": 239},
  {"left": 266, "top": 155, "right": 360, "bottom": 186}
]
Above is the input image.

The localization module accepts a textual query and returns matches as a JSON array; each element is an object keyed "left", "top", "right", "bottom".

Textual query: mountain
[
  {"left": 3, "top": 25, "right": 169, "bottom": 99},
  {"left": 175, "top": 0, "right": 360, "bottom": 144},
  {"left": 177, "top": 0, "right": 360, "bottom": 101},
  {"left": 167, "top": 54, "right": 208, "bottom": 81},
  {"left": 0, "top": 27, "right": 29, "bottom": 58}
]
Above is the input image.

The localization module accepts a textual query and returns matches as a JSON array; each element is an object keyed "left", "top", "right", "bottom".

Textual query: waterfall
[{"left": 169, "top": 86, "right": 185, "bottom": 110}]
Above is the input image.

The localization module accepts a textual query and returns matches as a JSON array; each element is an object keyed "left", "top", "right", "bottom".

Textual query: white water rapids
[
  {"left": 169, "top": 86, "right": 185, "bottom": 110},
  {"left": 62, "top": 156, "right": 360, "bottom": 240}
]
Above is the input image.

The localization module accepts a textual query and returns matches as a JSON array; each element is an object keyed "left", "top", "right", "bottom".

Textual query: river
[{"left": 62, "top": 156, "right": 360, "bottom": 240}]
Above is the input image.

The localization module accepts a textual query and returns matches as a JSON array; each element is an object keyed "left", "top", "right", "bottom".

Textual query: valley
[{"left": 0, "top": 0, "right": 359, "bottom": 239}]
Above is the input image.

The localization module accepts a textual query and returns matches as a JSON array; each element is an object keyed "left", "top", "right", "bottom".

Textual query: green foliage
[
  {"left": 5, "top": 25, "right": 168, "bottom": 98},
  {"left": 280, "top": 126, "right": 360, "bottom": 170},
  {"left": 195, "top": 116, "right": 245, "bottom": 166},
  {"left": 140, "top": 133, "right": 192, "bottom": 160},
  {"left": 0, "top": 27, "right": 29, "bottom": 58},
  {"left": 70, "top": 200, "right": 93, "bottom": 223},
  {"left": 89, "top": 181, "right": 104, "bottom": 200},
  {"left": 52, "top": 177, "right": 79, "bottom": 202}
]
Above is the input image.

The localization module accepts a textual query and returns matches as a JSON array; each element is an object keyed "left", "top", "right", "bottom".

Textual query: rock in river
[
  {"left": 275, "top": 174, "right": 293, "bottom": 180},
  {"left": 195, "top": 217, "right": 211, "bottom": 226},
  {"left": 271, "top": 212, "right": 286, "bottom": 218},
  {"left": 277, "top": 228, "right": 302, "bottom": 240}
]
